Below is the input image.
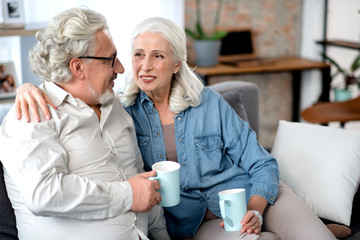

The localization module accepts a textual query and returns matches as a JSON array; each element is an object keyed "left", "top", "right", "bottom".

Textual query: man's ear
[{"left": 69, "top": 58, "right": 85, "bottom": 79}]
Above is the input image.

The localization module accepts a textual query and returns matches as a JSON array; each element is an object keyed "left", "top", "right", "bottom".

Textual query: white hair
[
  {"left": 120, "top": 17, "right": 204, "bottom": 114},
  {"left": 29, "top": 7, "right": 108, "bottom": 83}
]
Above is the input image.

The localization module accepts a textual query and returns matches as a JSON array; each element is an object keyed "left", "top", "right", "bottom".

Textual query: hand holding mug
[
  {"left": 218, "top": 188, "right": 247, "bottom": 232},
  {"left": 239, "top": 210, "right": 263, "bottom": 234},
  {"left": 128, "top": 170, "right": 161, "bottom": 212},
  {"left": 219, "top": 209, "right": 263, "bottom": 234}
]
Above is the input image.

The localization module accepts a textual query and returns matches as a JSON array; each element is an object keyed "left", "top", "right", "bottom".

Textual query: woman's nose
[{"left": 142, "top": 57, "right": 153, "bottom": 71}]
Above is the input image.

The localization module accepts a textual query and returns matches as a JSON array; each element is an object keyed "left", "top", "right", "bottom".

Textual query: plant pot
[
  {"left": 334, "top": 89, "right": 352, "bottom": 102},
  {"left": 194, "top": 40, "right": 221, "bottom": 67}
]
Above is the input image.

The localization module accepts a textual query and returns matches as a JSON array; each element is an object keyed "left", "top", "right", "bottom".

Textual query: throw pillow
[{"left": 271, "top": 120, "right": 360, "bottom": 226}]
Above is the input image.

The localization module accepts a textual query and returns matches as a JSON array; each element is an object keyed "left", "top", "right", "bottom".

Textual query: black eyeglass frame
[{"left": 78, "top": 52, "right": 117, "bottom": 67}]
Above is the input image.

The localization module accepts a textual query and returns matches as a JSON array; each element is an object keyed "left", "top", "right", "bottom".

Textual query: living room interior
[{"left": 0, "top": 0, "right": 360, "bottom": 239}]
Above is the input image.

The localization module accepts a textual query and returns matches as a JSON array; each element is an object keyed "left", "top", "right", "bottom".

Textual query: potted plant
[
  {"left": 185, "top": 0, "right": 228, "bottom": 67},
  {"left": 322, "top": 53, "right": 360, "bottom": 102}
]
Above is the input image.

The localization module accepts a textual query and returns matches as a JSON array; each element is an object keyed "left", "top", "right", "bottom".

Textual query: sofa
[
  {"left": 0, "top": 80, "right": 359, "bottom": 239},
  {"left": 210, "top": 81, "right": 360, "bottom": 240}
]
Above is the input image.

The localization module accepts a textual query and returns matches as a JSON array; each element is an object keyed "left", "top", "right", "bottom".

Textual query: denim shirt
[{"left": 125, "top": 87, "right": 279, "bottom": 238}]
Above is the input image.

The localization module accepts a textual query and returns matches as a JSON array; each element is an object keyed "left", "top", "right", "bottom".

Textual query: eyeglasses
[{"left": 79, "top": 52, "right": 117, "bottom": 68}]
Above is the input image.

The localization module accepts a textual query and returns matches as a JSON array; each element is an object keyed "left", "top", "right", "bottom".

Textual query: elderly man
[{"left": 0, "top": 7, "right": 169, "bottom": 240}]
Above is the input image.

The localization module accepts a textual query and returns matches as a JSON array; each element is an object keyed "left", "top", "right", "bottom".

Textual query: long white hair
[{"left": 120, "top": 17, "right": 204, "bottom": 113}]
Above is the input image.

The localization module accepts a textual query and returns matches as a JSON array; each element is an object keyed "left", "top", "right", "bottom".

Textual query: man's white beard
[{"left": 88, "top": 84, "right": 114, "bottom": 105}]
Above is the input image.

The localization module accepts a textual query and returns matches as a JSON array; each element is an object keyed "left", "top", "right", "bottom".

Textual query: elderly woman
[{"left": 15, "top": 17, "right": 337, "bottom": 240}]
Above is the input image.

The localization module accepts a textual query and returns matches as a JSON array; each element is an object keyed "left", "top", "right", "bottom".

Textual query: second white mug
[{"left": 218, "top": 188, "right": 247, "bottom": 231}]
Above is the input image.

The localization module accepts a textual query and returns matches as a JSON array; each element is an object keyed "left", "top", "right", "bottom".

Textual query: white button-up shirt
[{"left": 0, "top": 82, "right": 167, "bottom": 240}]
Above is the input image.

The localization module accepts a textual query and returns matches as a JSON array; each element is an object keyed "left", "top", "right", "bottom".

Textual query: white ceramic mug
[
  {"left": 218, "top": 188, "right": 247, "bottom": 231},
  {"left": 149, "top": 161, "right": 180, "bottom": 207}
]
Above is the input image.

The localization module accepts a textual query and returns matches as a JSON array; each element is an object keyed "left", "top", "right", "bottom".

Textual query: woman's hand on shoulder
[{"left": 15, "top": 83, "right": 55, "bottom": 122}]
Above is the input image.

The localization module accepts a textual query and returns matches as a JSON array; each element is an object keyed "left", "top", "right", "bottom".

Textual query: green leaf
[
  {"left": 350, "top": 53, "right": 360, "bottom": 72},
  {"left": 208, "top": 31, "right": 228, "bottom": 40},
  {"left": 322, "top": 53, "right": 346, "bottom": 78},
  {"left": 185, "top": 28, "right": 199, "bottom": 39},
  {"left": 195, "top": 21, "right": 206, "bottom": 39},
  {"left": 185, "top": 0, "right": 228, "bottom": 40}
]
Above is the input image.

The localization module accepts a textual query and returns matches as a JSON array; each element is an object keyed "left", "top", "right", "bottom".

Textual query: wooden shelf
[
  {"left": 0, "top": 22, "right": 46, "bottom": 37},
  {"left": 194, "top": 56, "right": 330, "bottom": 76},
  {"left": 316, "top": 40, "right": 360, "bottom": 50}
]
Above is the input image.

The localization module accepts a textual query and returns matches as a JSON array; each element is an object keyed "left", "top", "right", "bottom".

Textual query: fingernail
[{"left": 46, "top": 115, "right": 50, "bottom": 120}]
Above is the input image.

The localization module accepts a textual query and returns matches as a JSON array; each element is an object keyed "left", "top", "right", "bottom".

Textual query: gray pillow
[{"left": 221, "top": 89, "right": 249, "bottom": 123}]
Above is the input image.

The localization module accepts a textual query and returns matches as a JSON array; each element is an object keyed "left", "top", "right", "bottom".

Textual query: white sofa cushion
[{"left": 271, "top": 120, "right": 360, "bottom": 226}]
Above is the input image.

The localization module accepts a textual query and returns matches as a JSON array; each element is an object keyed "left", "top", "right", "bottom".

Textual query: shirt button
[
  {"left": 158, "top": 132, "right": 160, "bottom": 136},
  {"left": 160, "top": 154, "right": 163, "bottom": 158},
  {"left": 178, "top": 138, "right": 182, "bottom": 142},
  {"left": 177, "top": 117, "right": 181, "bottom": 120},
  {"left": 182, "top": 163, "right": 185, "bottom": 166}
]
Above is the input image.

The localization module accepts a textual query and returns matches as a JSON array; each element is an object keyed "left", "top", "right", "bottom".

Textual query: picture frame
[
  {"left": 2, "top": 0, "right": 24, "bottom": 25},
  {"left": 0, "top": 61, "right": 18, "bottom": 99}
]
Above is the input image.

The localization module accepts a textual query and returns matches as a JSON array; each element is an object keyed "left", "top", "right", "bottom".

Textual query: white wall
[
  {"left": 299, "top": 0, "right": 324, "bottom": 112},
  {"left": 326, "top": 0, "right": 360, "bottom": 91},
  {"left": 300, "top": 0, "right": 360, "bottom": 113},
  {"left": 0, "top": 0, "right": 184, "bottom": 89}
]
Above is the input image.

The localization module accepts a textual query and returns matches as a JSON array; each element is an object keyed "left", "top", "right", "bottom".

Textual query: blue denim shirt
[{"left": 125, "top": 87, "right": 279, "bottom": 238}]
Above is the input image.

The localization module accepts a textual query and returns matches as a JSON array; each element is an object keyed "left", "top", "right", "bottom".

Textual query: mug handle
[
  {"left": 219, "top": 199, "right": 233, "bottom": 227},
  {"left": 149, "top": 176, "right": 161, "bottom": 182}
]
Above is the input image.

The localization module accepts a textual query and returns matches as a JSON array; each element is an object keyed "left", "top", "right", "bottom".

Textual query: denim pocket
[{"left": 194, "top": 135, "right": 224, "bottom": 181}]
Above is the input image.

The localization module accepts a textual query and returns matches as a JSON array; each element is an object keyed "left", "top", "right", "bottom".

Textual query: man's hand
[
  {"left": 15, "top": 83, "right": 55, "bottom": 122},
  {"left": 128, "top": 170, "right": 162, "bottom": 212}
]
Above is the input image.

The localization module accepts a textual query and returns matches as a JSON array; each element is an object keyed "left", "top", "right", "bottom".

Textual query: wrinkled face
[
  {"left": 84, "top": 29, "right": 125, "bottom": 105},
  {"left": 132, "top": 31, "right": 181, "bottom": 98}
]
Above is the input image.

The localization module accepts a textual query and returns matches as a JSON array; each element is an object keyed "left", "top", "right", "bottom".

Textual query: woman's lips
[{"left": 140, "top": 76, "right": 156, "bottom": 83}]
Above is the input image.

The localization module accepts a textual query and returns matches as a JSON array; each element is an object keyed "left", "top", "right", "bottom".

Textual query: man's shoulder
[{"left": 109, "top": 98, "right": 134, "bottom": 123}]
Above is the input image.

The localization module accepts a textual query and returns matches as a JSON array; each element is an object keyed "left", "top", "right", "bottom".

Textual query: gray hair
[
  {"left": 29, "top": 7, "right": 108, "bottom": 83},
  {"left": 120, "top": 17, "right": 204, "bottom": 114}
]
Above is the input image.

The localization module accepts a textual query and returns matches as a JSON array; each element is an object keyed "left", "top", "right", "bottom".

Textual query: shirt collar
[
  {"left": 139, "top": 90, "right": 152, "bottom": 104},
  {"left": 42, "top": 81, "right": 78, "bottom": 107}
]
